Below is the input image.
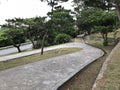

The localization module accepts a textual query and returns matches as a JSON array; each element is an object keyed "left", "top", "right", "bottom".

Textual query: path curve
[{"left": 0, "top": 42, "right": 104, "bottom": 90}]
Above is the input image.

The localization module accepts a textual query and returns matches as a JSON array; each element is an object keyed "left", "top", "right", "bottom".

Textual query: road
[
  {"left": 0, "top": 42, "right": 104, "bottom": 90},
  {"left": 0, "top": 44, "right": 32, "bottom": 56}
]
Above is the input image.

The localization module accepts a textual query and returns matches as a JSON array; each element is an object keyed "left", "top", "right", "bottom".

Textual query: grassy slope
[
  {"left": 0, "top": 48, "right": 81, "bottom": 71},
  {"left": 96, "top": 43, "right": 120, "bottom": 90}
]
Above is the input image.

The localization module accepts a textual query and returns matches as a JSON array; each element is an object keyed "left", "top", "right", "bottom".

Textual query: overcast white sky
[{"left": 0, "top": 0, "right": 73, "bottom": 24}]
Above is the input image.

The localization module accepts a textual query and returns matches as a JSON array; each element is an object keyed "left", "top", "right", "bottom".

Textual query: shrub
[
  {"left": 34, "top": 40, "right": 49, "bottom": 49},
  {"left": 103, "top": 40, "right": 108, "bottom": 46},
  {"left": 66, "top": 28, "right": 78, "bottom": 38},
  {"left": 54, "top": 33, "right": 71, "bottom": 44},
  {"left": 0, "top": 38, "right": 12, "bottom": 47}
]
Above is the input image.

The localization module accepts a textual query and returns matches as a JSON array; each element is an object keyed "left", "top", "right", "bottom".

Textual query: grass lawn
[
  {"left": 58, "top": 33, "right": 114, "bottom": 90},
  {"left": 0, "top": 47, "right": 81, "bottom": 71},
  {"left": 96, "top": 43, "right": 120, "bottom": 90}
]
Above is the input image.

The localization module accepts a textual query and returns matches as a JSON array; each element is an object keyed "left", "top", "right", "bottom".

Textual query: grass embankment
[
  {"left": 0, "top": 48, "right": 81, "bottom": 71},
  {"left": 58, "top": 33, "right": 114, "bottom": 90},
  {"left": 96, "top": 43, "right": 120, "bottom": 90}
]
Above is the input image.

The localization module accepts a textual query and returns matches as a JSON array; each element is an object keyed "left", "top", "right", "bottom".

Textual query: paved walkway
[
  {"left": 0, "top": 43, "right": 81, "bottom": 61},
  {"left": 0, "top": 42, "right": 104, "bottom": 90},
  {"left": 0, "top": 43, "right": 32, "bottom": 56}
]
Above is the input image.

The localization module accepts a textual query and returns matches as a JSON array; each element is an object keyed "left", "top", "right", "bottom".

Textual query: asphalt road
[{"left": 0, "top": 44, "right": 32, "bottom": 56}]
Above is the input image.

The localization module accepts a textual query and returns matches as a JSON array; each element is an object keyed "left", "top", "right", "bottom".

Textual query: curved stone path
[{"left": 0, "top": 42, "right": 104, "bottom": 90}]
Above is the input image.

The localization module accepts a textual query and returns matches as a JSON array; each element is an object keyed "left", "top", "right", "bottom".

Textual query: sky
[{"left": 0, "top": 0, "right": 73, "bottom": 24}]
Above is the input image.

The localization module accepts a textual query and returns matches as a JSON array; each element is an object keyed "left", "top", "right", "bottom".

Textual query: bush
[
  {"left": 0, "top": 38, "right": 12, "bottom": 47},
  {"left": 103, "top": 40, "right": 108, "bottom": 46},
  {"left": 65, "top": 28, "right": 78, "bottom": 38},
  {"left": 34, "top": 39, "right": 49, "bottom": 49},
  {"left": 54, "top": 34, "right": 71, "bottom": 44}
]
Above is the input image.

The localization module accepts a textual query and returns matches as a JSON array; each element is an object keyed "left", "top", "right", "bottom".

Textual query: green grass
[
  {"left": 96, "top": 43, "right": 120, "bottom": 90},
  {"left": 0, "top": 48, "right": 81, "bottom": 71}
]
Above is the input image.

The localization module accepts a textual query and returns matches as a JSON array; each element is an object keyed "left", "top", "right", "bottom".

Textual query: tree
[
  {"left": 73, "top": 0, "right": 120, "bottom": 20},
  {"left": 23, "top": 18, "right": 37, "bottom": 48},
  {"left": 77, "top": 9, "right": 117, "bottom": 46},
  {"left": 50, "top": 8, "right": 77, "bottom": 38},
  {"left": 23, "top": 17, "right": 46, "bottom": 49},
  {"left": 92, "top": 11, "right": 118, "bottom": 45},
  {"left": 2, "top": 18, "right": 25, "bottom": 52},
  {"left": 76, "top": 8, "right": 98, "bottom": 35},
  {"left": 40, "top": 0, "right": 68, "bottom": 13},
  {"left": 73, "top": 0, "right": 86, "bottom": 17},
  {"left": 21, "top": 17, "right": 47, "bottom": 55},
  {"left": 34, "top": 17, "right": 47, "bottom": 55},
  {"left": 113, "top": 0, "right": 120, "bottom": 20}
]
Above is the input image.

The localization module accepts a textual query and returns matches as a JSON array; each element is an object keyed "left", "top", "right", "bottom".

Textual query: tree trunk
[
  {"left": 16, "top": 46, "right": 21, "bottom": 52},
  {"left": 13, "top": 43, "right": 21, "bottom": 52},
  {"left": 51, "top": 6, "right": 54, "bottom": 13},
  {"left": 14, "top": 45, "right": 21, "bottom": 52},
  {"left": 101, "top": 32, "right": 108, "bottom": 46},
  {"left": 28, "top": 32, "right": 36, "bottom": 48},
  {"left": 30, "top": 39, "right": 36, "bottom": 49},
  {"left": 103, "top": 33, "right": 108, "bottom": 46},
  {"left": 41, "top": 32, "right": 47, "bottom": 55},
  {"left": 115, "top": 4, "right": 120, "bottom": 21}
]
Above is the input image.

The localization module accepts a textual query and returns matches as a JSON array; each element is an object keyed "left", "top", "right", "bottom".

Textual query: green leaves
[
  {"left": 40, "top": 0, "right": 68, "bottom": 13},
  {"left": 54, "top": 33, "right": 71, "bottom": 44},
  {"left": 76, "top": 7, "right": 118, "bottom": 45},
  {"left": 50, "top": 8, "right": 75, "bottom": 36}
]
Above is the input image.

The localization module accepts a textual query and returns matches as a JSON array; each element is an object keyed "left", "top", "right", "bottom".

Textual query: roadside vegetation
[
  {"left": 95, "top": 43, "right": 120, "bottom": 90},
  {"left": 0, "top": 48, "right": 81, "bottom": 71},
  {"left": 0, "top": 29, "right": 13, "bottom": 47},
  {"left": 0, "top": 8, "right": 77, "bottom": 54}
]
